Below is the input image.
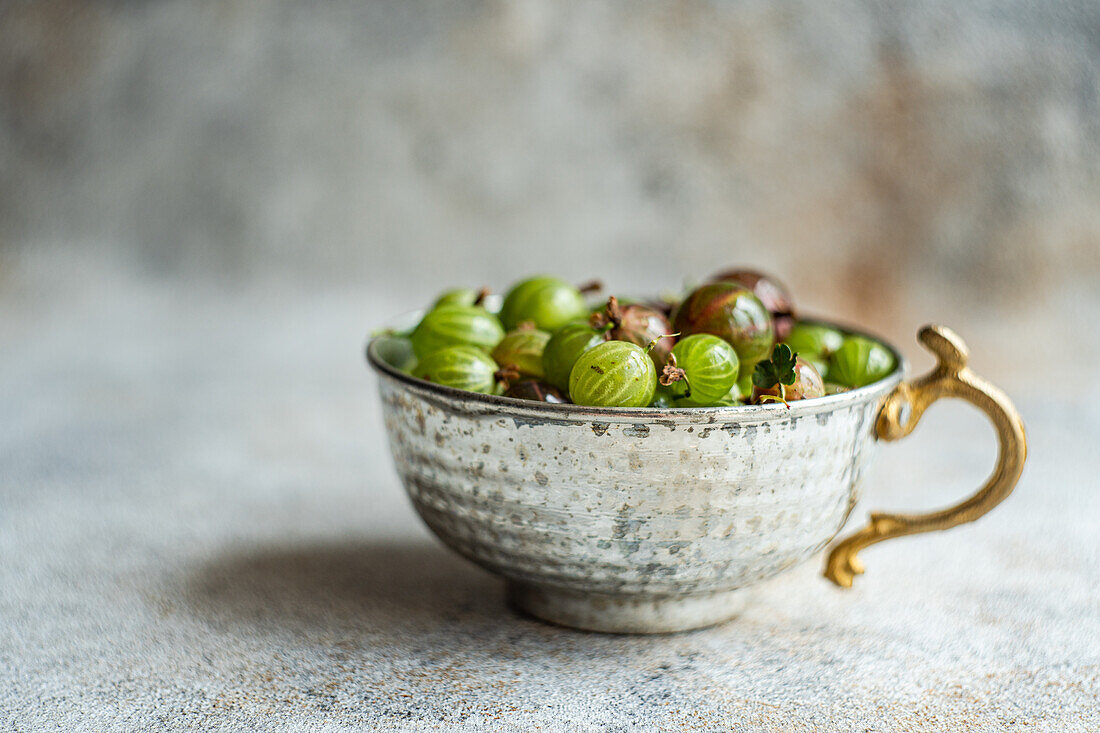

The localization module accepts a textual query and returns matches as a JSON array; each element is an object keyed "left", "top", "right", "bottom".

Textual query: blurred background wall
[{"left": 2, "top": 0, "right": 1098, "bottom": 383}]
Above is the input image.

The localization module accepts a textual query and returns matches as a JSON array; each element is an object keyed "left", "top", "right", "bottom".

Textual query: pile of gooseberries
[{"left": 383, "top": 270, "right": 896, "bottom": 408}]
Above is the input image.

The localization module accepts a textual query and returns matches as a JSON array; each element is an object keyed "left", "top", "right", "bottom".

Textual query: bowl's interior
[{"left": 366, "top": 309, "right": 906, "bottom": 417}]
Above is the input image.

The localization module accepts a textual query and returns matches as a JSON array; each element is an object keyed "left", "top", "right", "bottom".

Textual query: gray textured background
[{"left": 2, "top": 1, "right": 1099, "bottom": 730}]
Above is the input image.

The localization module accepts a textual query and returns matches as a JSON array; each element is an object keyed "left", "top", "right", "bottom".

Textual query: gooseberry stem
[
  {"left": 494, "top": 365, "right": 521, "bottom": 390},
  {"left": 590, "top": 296, "right": 622, "bottom": 330},
  {"left": 659, "top": 353, "right": 689, "bottom": 394},
  {"left": 758, "top": 394, "right": 791, "bottom": 409},
  {"left": 646, "top": 332, "right": 680, "bottom": 353}
]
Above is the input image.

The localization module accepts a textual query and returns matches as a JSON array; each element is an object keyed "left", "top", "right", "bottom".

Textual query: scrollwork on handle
[{"left": 824, "top": 325, "right": 1027, "bottom": 588}]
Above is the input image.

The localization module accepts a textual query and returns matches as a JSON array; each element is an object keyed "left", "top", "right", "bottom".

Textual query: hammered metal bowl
[{"left": 367, "top": 318, "right": 1025, "bottom": 633}]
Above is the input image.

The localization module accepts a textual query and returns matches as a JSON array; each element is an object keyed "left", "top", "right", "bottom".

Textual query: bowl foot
[{"left": 506, "top": 581, "right": 749, "bottom": 634}]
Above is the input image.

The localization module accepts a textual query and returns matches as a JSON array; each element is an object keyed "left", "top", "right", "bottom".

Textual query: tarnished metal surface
[{"left": 368, "top": 333, "right": 903, "bottom": 632}]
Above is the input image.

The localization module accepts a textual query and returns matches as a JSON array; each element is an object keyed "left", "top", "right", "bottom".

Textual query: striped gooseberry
[
  {"left": 432, "top": 287, "right": 490, "bottom": 309},
  {"left": 673, "top": 384, "right": 743, "bottom": 407},
  {"left": 499, "top": 276, "right": 589, "bottom": 332},
  {"left": 409, "top": 304, "right": 504, "bottom": 359},
  {"left": 568, "top": 341, "right": 656, "bottom": 408},
  {"left": 660, "top": 334, "right": 740, "bottom": 404},
  {"left": 412, "top": 345, "right": 499, "bottom": 394},
  {"left": 491, "top": 326, "right": 551, "bottom": 380},
  {"left": 783, "top": 322, "right": 844, "bottom": 361},
  {"left": 828, "top": 336, "right": 896, "bottom": 388},
  {"left": 542, "top": 321, "right": 607, "bottom": 390}
]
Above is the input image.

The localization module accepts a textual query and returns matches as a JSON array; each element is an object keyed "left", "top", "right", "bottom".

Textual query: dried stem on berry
[
  {"left": 658, "top": 353, "right": 688, "bottom": 388},
  {"left": 646, "top": 332, "right": 679, "bottom": 353},
  {"left": 591, "top": 296, "right": 624, "bottom": 330},
  {"left": 606, "top": 296, "right": 623, "bottom": 325},
  {"left": 494, "top": 365, "right": 521, "bottom": 389}
]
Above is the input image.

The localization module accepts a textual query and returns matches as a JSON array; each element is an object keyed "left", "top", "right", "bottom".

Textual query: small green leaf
[
  {"left": 753, "top": 343, "right": 799, "bottom": 390},
  {"left": 752, "top": 360, "right": 778, "bottom": 389}
]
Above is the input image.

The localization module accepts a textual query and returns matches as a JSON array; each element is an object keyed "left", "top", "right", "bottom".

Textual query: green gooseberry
[
  {"left": 372, "top": 334, "right": 417, "bottom": 372},
  {"left": 432, "top": 287, "right": 487, "bottom": 308},
  {"left": 542, "top": 321, "right": 607, "bottom": 390},
  {"left": 736, "top": 371, "right": 755, "bottom": 400},
  {"left": 783, "top": 322, "right": 844, "bottom": 359},
  {"left": 664, "top": 334, "right": 740, "bottom": 403},
  {"left": 499, "top": 276, "right": 589, "bottom": 331},
  {"left": 491, "top": 327, "right": 551, "bottom": 379},
  {"left": 649, "top": 384, "right": 676, "bottom": 408},
  {"left": 569, "top": 341, "right": 656, "bottom": 408},
  {"left": 409, "top": 304, "right": 504, "bottom": 359},
  {"left": 411, "top": 345, "right": 499, "bottom": 393},
  {"left": 828, "top": 336, "right": 897, "bottom": 388},
  {"left": 673, "top": 384, "right": 743, "bottom": 407}
]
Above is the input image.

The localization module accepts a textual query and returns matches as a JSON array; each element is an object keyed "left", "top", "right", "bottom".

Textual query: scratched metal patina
[{"left": 368, "top": 335, "right": 904, "bottom": 632}]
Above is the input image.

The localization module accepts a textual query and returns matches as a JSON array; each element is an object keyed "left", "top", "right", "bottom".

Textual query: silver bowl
[{"left": 366, "top": 320, "right": 1025, "bottom": 633}]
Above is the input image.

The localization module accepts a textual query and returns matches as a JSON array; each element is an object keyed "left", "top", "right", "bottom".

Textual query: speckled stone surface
[{"left": 2, "top": 266, "right": 1098, "bottom": 731}]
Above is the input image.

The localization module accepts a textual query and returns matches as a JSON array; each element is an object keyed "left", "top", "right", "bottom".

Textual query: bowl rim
[{"left": 366, "top": 312, "right": 907, "bottom": 420}]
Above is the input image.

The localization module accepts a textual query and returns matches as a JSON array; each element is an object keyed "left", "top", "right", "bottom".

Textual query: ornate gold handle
[{"left": 824, "top": 325, "right": 1027, "bottom": 588}]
